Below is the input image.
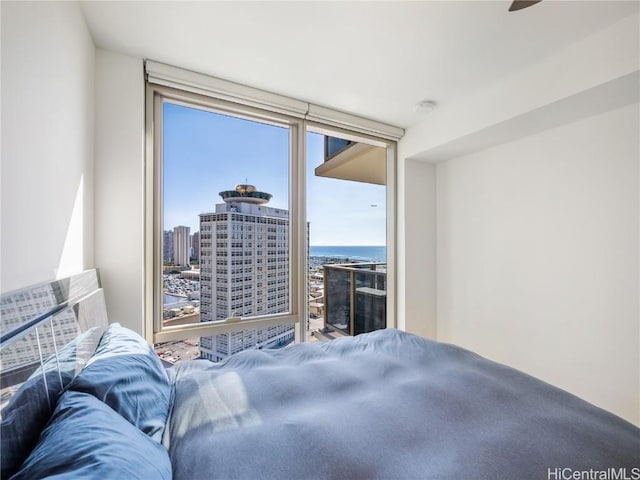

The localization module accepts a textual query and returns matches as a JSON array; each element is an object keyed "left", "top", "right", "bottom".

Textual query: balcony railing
[{"left": 322, "top": 263, "right": 386, "bottom": 337}]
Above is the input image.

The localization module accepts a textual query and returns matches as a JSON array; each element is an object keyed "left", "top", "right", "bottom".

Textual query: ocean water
[
  {"left": 309, "top": 245, "right": 386, "bottom": 262},
  {"left": 164, "top": 294, "right": 186, "bottom": 304}
]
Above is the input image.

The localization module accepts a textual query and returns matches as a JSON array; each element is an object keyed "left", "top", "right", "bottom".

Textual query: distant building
[
  {"left": 179, "top": 269, "right": 200, "bottom": 280},
  {"left": 192, "top": 231, "right": 200, "bottom": 261},
  {"left": 199, "top": 184, "right": 293, "bottom": 362},
  {"left": 173, "top": 225, "right": 190, "bottom": 268},
  {"left": 163, "top": 230, "right": 174, "bottom": 264}
]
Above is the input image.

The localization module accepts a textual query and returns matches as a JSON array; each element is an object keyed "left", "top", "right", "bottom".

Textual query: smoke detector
[{"left": 414, "top": 100, "right": 437, "bottom": 114}]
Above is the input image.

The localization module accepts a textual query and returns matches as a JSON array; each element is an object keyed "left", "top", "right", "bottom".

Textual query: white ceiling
[{"left": 81, "top": 1, "right": 638, "bottom": 129}]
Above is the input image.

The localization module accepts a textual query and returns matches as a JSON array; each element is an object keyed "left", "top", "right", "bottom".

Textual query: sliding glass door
[{"left": 304, "top": 126, "right": 395, "bottom": 343}]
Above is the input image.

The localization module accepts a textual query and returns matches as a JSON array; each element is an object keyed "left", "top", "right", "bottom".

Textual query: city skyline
[{"left": 163, "top": 102, "right": 386, "bottom": 246}]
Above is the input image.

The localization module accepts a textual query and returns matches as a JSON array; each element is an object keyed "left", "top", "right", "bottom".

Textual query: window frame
[
  {"left": 144, "top": 79, "right": 397, "bottom": 345},
  {"left": 145, "top": 84, "right": 305, "bottom": 344},
  {"left": 305, "top": 122, "right": 397, "bottom": 333}
]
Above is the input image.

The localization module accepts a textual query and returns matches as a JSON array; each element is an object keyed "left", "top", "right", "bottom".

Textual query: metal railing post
[{"left": 349, "top": 270, "right": 356, "bottom": 336}]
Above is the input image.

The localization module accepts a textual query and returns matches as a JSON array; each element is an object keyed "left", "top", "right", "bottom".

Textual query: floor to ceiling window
[
  {"left": 305, "top": 131, "right": 391, "bottom": 343},
  {"left": 145, "top": 63, "right": 398, "bottom": 364}
]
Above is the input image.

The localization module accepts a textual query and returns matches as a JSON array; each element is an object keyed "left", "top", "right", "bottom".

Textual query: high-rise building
[
  {"left": 192, "top": 231, "right": 200, "bottom": 262},
  {"left": 163, "top": 230, "right": 174, "bottom": 264},
  {"left": 199, "top": 184, "right": 293, "bottom": 362},
  {"left": 173, "top": 226, "right": 191, "bottom": 268}
]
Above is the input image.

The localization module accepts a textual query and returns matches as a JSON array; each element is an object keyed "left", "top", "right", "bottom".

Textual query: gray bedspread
[{"left": 164, "top": 329, "right": 639, "bottom": 479}]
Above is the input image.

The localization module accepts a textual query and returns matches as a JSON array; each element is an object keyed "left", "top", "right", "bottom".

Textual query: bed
[{"left": 1, "top": 270, "right": 638, "bottom": 479}]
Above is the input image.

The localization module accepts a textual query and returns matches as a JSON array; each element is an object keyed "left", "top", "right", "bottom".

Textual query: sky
[{"left": 163, "top": 102, "right": 386, "bottom": 246}]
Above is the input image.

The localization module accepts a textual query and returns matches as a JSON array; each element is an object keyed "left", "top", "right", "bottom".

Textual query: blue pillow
[
  {"left": 10, "top": 391, "right": 172, "bottom": 480},
  {"left": 1, "top": 326, "right": 104, "bottom": 479},
  {"left": 66, "top": 323, "right": 171, "bottom": 442}
]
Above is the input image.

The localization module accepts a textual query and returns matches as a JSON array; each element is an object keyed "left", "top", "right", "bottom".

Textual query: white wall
[
  {"left": 396, "top": 156, "right": 436, "bottom": 339},
  {"left": 94, "top": 49, "right": 145, "bottom": 334},
  {"left": 1, "top": 1, "right": 95, "bottom": 293},
  {"left": 396, "top": 11, "right": 637, "bottom": 342},
  {"left": 436, "top": 104, "right": 639, "bottom": 425}
]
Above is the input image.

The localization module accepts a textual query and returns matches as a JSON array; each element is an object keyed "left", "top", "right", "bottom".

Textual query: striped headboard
[{"left": 0, "top": 270, "right": 109, "bottom": 409}]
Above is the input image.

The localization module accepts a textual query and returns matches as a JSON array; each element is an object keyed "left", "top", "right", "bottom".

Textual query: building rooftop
[{"left": 219, "top": 184, "right": 272, "bottom": 205}]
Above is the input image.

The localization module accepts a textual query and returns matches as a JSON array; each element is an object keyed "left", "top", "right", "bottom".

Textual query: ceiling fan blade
[{"left": 508, "top": 0, "right": 543, "bottom": 11}]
